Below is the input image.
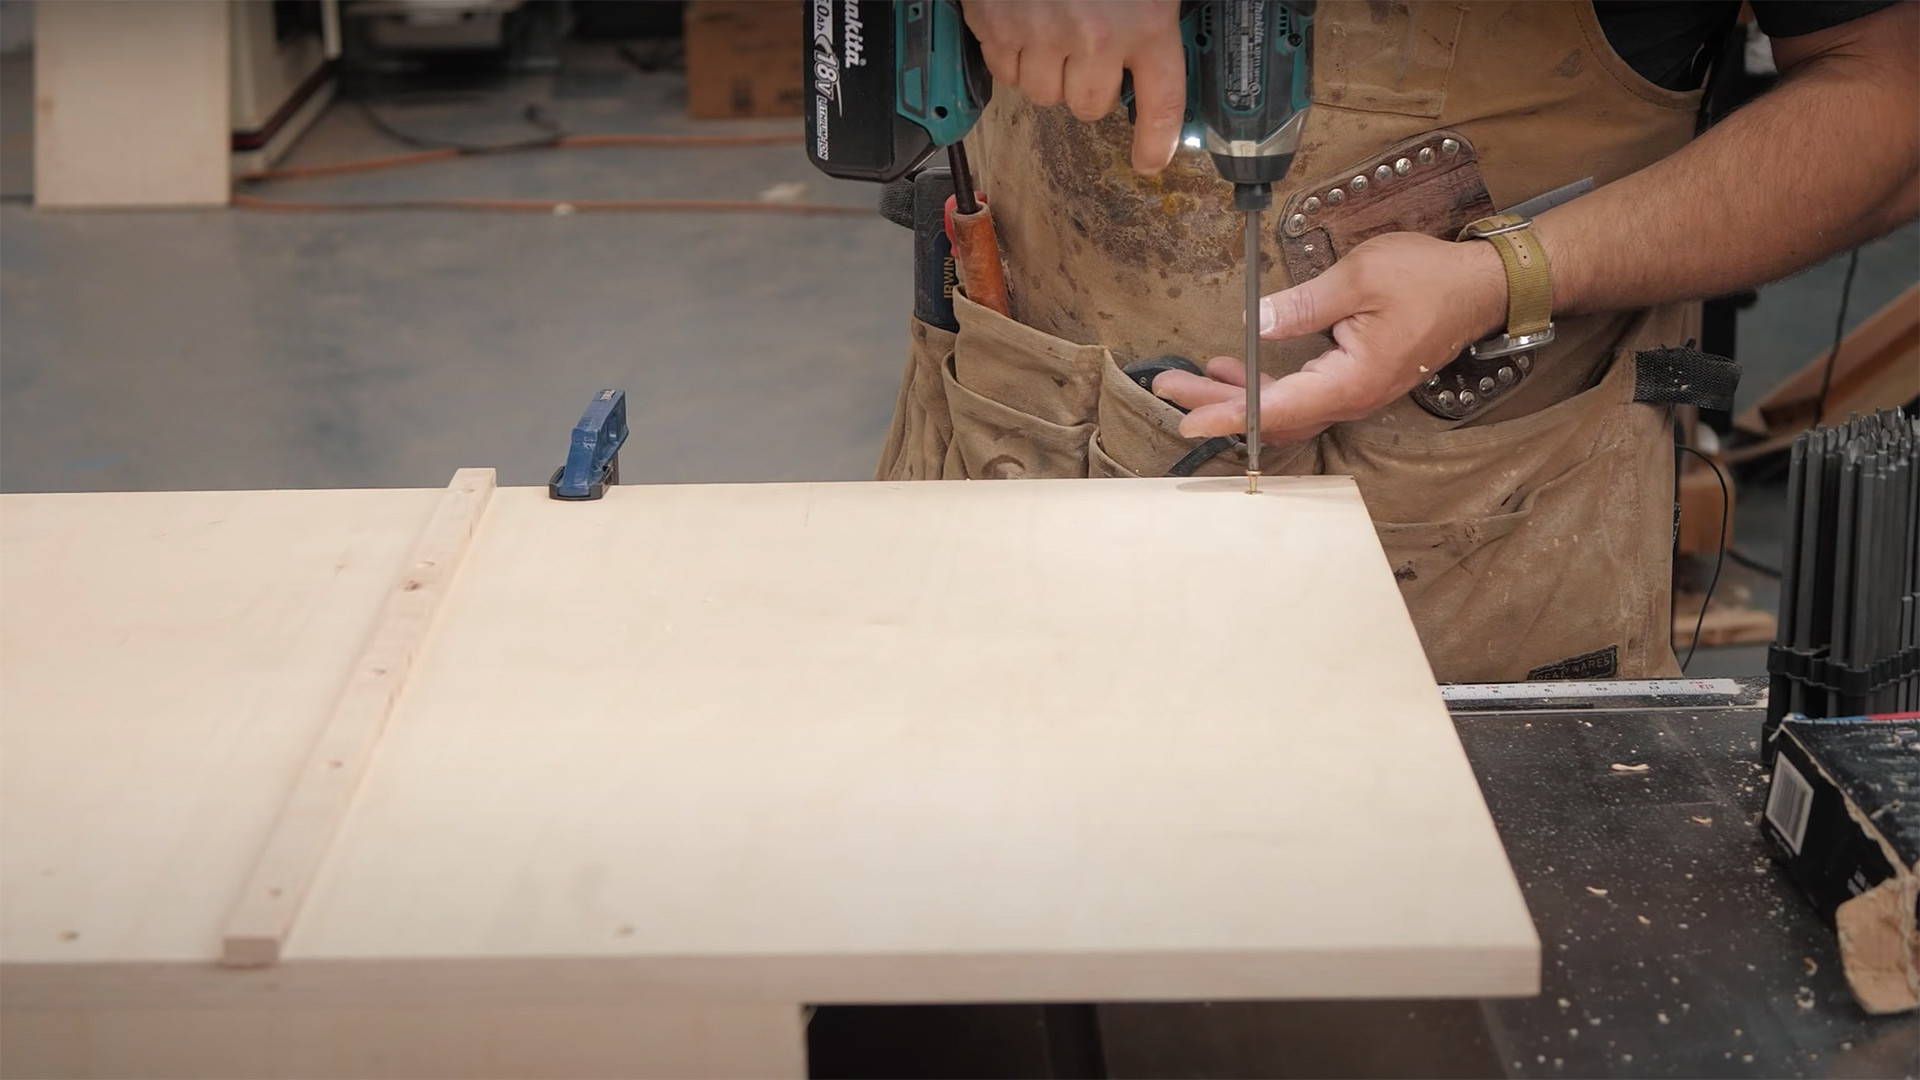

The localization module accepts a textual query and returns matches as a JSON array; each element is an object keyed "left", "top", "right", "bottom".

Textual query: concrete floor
[
  {"left": 1, "top": 40, "right": 1915, "bottom": 675},
  {"left": 1, "top": 44, "right": 906, "bottom": 492}
]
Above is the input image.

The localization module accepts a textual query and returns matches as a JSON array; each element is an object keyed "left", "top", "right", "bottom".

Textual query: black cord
[
  {"left": 353, "top": 98, "right": 567, "bottom": 155},
  {"left": 1812, "top": 247, "right": 1861, "bottom": 424},
  {"left": 1677, "top": 445, "right": 1730, "bottom": 670}
]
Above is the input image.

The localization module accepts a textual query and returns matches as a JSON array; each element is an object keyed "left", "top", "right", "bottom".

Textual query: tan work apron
[{"left": 876, "top": 1, "right": 1702, "bottom": 681}]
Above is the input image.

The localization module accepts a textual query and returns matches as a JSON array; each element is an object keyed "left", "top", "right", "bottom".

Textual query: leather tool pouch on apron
[{"left": 880, "top": 294, "right": 1287, "bottom": 483}]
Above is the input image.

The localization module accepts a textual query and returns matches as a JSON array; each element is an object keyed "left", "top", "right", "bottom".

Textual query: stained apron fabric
[{"left": 876, "top": 1, "right": 1704, "bottom": 680}]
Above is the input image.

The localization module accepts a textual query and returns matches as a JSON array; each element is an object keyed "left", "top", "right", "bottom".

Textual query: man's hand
[
  {"left": 1152, "top": 233, "right": 1509, "bottom": 442},
  {"left": 963, "top": 1, "right": 1185, "bottom": 173}
]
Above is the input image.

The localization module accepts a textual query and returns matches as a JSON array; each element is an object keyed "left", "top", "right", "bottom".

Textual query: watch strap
[{"left": 1459, "top": 213, "right": 1553, "bottom": 345}]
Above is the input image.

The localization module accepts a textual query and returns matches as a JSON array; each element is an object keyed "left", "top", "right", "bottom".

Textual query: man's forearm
[{"left": 1534, "top": 4, "right": 1919, "bottom": 320}]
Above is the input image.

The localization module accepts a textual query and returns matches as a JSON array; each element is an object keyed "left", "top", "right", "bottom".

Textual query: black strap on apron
[{"left": 1633, "top": 346, "right": 1741, "bottom": 412}]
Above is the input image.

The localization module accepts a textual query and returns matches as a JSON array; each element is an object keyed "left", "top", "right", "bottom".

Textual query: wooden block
[{"left": 221, "top": 469, "right": 495, "bottom": 967}]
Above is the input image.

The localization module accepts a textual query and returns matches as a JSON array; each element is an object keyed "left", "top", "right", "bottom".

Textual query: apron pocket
[
  {"left": 943, "top": 356, "right": 1094, "bottom": 478},
  {"left": 940, "top": 292, "right": 1108, "bottom": 478},
  {"left": 1372, "top": 445, "right": 1640, "bottom": 682},
  {"left": 1311, "top": 1, "right": 1464, "bottom": 119},
  {"left": 1088, "top": 432, "right": 1142, "bottom": 479},
  {"left": 951, "top": 292, "right": 1106, "bottom": 428},
  {"left": 876, "top": 316, "right": 958, "bottom": 482},
  {"left": 1093, "top": 358, "right": 1250, "bottom": 479}
]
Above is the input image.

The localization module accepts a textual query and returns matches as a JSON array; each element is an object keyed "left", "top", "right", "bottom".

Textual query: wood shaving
[
  {"left": 1690, "top": 815, "right": 1713, "bottom": 825},
  {"left": 1585, "top": 886, "right": 1609, "bottom": 897},
  {"left": 1610, "top": 762, "right": 1651, "bottom": 773}
]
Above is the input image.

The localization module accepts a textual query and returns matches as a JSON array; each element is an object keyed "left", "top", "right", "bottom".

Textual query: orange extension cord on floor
[{"left": 234, "top": 131, "right": 869, "bottom": 216}]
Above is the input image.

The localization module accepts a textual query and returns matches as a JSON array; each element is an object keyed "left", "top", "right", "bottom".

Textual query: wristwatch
[{"left": 1458, "top": 213, "right": 1554, "bottom": 359}]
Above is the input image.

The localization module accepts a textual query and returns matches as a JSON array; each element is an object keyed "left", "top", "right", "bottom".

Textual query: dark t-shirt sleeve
[
  {"left": 1749, "top": 1, "right": 1897, "bottom": 37},
  {"left": 1593, "top": 0, "right": 1900, "bottom": 91}
]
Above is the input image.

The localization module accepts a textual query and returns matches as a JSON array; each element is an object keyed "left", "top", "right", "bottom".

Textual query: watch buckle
[{"left": 1470, "top": 327, "right": 1555, "bottom": 360}]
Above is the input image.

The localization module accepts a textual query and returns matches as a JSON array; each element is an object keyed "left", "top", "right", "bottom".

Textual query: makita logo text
[
  {"left": 810, "top": 0, "right": 839, "bottom": 158},
  {"left": 844, "top": 3, "right": 867, "bottom": 66}
]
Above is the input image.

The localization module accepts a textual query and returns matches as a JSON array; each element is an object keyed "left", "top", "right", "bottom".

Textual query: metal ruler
[{"left": 1443, "top": 676, "right": 1764, "bottom": 714}]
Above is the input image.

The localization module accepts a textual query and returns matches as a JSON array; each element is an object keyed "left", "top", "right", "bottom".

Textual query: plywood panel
[
  {"left": 0, "top": 488, "right": 439, "bottom": 963},
  {"left": 290, "top": 478, "right": 1538, "bottom": 1000}
]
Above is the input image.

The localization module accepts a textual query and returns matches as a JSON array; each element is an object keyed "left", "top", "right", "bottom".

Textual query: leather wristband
[{"left": 1458, "top": 213, "right": 1554, "bottom": 359}]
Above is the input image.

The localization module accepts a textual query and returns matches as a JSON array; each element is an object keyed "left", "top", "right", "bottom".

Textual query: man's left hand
[{"left": 1151, "top": 232, "right": 1510, "bottom": 443}]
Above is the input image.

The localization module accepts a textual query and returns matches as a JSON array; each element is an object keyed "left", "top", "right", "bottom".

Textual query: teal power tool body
[
  {"left": 805, "top": 1, "right": 1312, "bottom": 485},
  {"left": 804, "top": 1, "right": 1310, "bottom": 185}
]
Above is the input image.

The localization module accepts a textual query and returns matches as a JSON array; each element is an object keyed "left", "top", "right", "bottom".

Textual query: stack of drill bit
[{"left": 1767, "top": 408, "right": 1920, "bottom": 727}]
